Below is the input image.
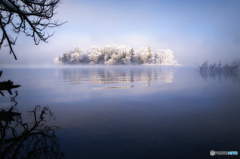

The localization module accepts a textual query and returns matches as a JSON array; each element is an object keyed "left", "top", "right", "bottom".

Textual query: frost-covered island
[{"left": 54, "top": 44, "right": 178, "bottom": 65}]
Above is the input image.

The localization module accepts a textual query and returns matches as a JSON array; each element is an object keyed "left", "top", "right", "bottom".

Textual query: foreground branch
[{"left": 0, "top": 0, "right": 65, "bottom": 60}]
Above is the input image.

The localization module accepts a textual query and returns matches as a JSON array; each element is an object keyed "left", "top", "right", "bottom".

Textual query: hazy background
[{"left": 0, "top": 0, "right": 240, "bottom": 66}]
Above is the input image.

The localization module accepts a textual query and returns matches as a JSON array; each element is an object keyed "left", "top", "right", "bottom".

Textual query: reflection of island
[
  {"left": 0, "top": 71, "right": 64, "bottom": 159},
  {"left": 58, "top": 67, "right": 174, "bottom": 87}
]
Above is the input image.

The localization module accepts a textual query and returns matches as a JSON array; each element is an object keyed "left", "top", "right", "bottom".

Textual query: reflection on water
[
  {"left": 198, "top": 61, "right": 240, "bottom": 83},
  {"left": 0, "top": 71, "right": 64, "bottom": 159},
  {"left": 58, "top": 66, "right": 174, "bottom": 88},
  {"left": 1, "top": 66, "right": 240, "bottom": 159},
  {"left": 199, "top": 70, "right": 240, "bottom": 83},
  {"left": 94, "top": 85, "right": 134, "bottom": 90}
]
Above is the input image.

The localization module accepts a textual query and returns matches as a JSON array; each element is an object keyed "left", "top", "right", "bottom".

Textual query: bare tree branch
[{"left": 0, "top": 0, "right": 65, "bottom": 60}]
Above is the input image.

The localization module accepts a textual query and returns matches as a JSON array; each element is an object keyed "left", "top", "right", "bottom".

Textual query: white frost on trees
[
  {"left": 155, "top": 49, "right": 177, "bottom": 66},
  {"left": 53, "top": 57, "right": 63, "bottom": 65},
  {"left": 88, "top": 46, "right": 102, "bottom": 64},
  {"left": 105, "top": 45, "right": 129, "bottom": 65},
  {"left": 54, "top": 44, "right": 178, "bottom": 66},
  {"left": 69, "top": 47, "right": 86, "bottom": 63},
  {"left": 137, "top": 46, "right": 153, "bottom": 64}
]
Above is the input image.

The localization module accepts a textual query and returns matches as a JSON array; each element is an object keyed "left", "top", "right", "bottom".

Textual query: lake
[{"left": 1, "top": 65, "right": 240, "bottom": 159}]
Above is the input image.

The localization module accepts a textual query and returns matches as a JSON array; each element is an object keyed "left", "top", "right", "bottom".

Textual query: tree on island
[
  {"left": 129, "top": 48, "right": 135, "bottom": 64},
  {"left": 147, "top": 46, "right": 153, "bottom": 64},
  {"left": 0, "top": 0, "right": 64, "bottom": 60},
  {"left": 54, "top": 44, "right": 179, "bottom": 66}
]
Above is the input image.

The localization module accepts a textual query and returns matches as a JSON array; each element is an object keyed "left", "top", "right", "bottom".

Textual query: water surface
[{"left": 1, "top": 66, "right": 240, "bottom": 159}]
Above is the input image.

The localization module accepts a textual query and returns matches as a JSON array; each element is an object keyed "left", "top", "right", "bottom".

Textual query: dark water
[{"left": 1, "top": 66, "right": 240, "bottom": 159}]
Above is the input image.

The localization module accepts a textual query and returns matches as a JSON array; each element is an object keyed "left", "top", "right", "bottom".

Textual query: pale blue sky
[{"left": 1, "top": 0, "right": 240, "bottom": 65}]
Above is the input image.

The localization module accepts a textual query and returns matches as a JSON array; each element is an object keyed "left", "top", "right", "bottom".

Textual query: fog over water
[{"left": 1, "top": 66, "right": 240, "bottom": 158}]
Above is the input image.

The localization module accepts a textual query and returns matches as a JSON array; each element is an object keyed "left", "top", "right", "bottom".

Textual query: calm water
[{"left": 1, "top": 66, "right": 240, "bottom": 159}]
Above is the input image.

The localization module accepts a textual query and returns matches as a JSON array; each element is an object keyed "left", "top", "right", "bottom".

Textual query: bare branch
[{"left": 0, "top": 0, "right": 65, "bottom": 60}]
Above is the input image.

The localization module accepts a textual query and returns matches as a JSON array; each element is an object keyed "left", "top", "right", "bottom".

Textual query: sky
[{"left": 0, "top": 0, "right": 240, "bottom": 65}]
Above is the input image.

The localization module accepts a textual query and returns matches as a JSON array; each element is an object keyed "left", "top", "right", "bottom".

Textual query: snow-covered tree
[
  {"left": 112, "top": 45, "right": 129, "bottom": 64},
  {"left": 153, "top": 52, "right": 157, "bottom": 64},
  {"left": 61, "top": 52, "right": 71, "bottom": 64},
  {"left": 53, "top": 56, "right": 63, "bottom": 65},
  {"left": 155, "top": 49, "right": 177, "bottom": 65},
  {"left": 129, "top": 48, "right": 135, "bottom": 64},
  {"left": 70, "top": 51, "right": 80, "bottom": 63},
  {"left": 147, "top": 46, "right": 153, "bottom": 64},
  {"left": 54, "top": 44, "right": 179, "bottom": 66},
  {"left": 102, "top": 44, "right": 116, "bottom": 63},
  {"left": 136, "top": 46, "right": 153, "bottom": 64},
  {"left": 134, "top": 53, "right": 144, "bottom": 64},
  {"left": 88, "top": 46, "right": 102, "bottom": 64},
  {"left": 103, "top": 45, "right": 129, "bottom": 65},
  {"left": 69, "top": 47, "right": 88, "bottom": 64}
]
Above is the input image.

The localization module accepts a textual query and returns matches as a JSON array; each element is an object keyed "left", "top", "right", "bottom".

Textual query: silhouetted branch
[
  {"left": 0, "top": 105, "right": 64, "bottom": 159},
  {"left": 0, "top": 69, "right": 63, "bottom": 158},
  {"left": 0, "top": 0, "right": 65, "bottom": 60},
  {"left": 0, "top": 70, "right": 21, "bottom": 96},
  {"left": 0, "top": 80, "right": 21, "bottom": 96}
]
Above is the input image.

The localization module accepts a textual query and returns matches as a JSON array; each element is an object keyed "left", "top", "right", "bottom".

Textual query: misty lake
[{"left": 1, "top": 65, "right": 240, "bottom": 159}]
